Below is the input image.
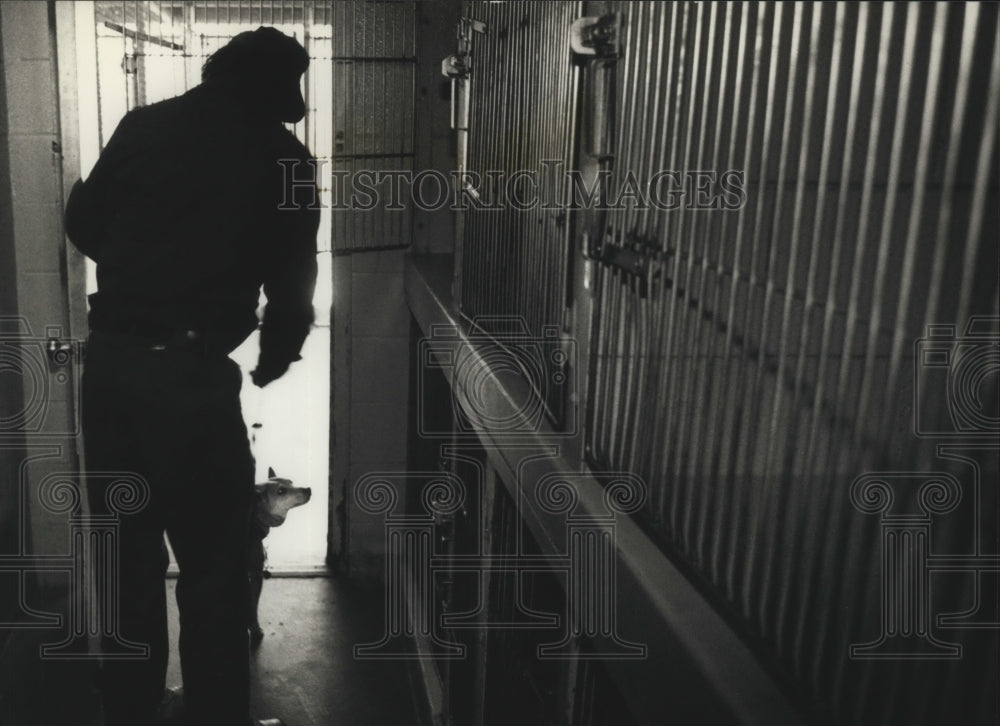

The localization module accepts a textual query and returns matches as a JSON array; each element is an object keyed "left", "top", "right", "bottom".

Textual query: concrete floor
[
  {"left": 170, "top": 576, "right": 427, "bottom": 726},
  {"left": 0, "top": 576, "right": 428, "bottom": 726}
]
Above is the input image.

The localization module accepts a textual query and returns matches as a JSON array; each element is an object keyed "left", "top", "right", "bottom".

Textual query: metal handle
[{"left": 46, "top": 338, "right": 85, "bottom": 366}]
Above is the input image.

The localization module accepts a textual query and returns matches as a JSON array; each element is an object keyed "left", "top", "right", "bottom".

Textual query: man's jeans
[{"left": 83, "top": 332, "right": 254, "bottom": 726}]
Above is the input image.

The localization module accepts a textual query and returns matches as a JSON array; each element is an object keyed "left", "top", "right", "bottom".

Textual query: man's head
[{"left": 202, "top": 27, "right": 309, "bottom": 123}]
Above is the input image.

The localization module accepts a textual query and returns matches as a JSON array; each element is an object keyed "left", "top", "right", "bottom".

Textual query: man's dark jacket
[{"left": 65, "top": 81, "right": 319, "bottom": 374}]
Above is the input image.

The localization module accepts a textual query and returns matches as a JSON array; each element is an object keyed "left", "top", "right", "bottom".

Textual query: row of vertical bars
[
  {"left": 585, "top": 2, "right": 998, "bottom": 724},
  {"left": 329, "top": 0, "right": 415, "bottom": 252},
  {"left": 459, "top": 0, "right": 581, "bottom": 424}
]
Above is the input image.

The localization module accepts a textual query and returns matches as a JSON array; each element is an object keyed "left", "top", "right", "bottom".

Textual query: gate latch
[{"left": 570, "top": 14, "right": 621, "bottom": 58}]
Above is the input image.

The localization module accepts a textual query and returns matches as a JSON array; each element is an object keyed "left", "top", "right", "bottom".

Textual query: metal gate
[
  {"left": 582, "top": 3, "right": 999, "bottom": 724},
  {"left": 457, "top": 1, "right": 581, "bottom": 429},
  {"left": 328, "top": 0, "right": 415, "bottom": 252}
]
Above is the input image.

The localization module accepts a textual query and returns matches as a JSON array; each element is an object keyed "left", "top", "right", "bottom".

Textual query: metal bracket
[
  {"left": 587, "top": 231, "right": 663, "bottom": 298},
  {"left": 570, "top": 13, "right": 621, "bottom": 58},
  {"left": 46, "top": 337, "right": 86, "bottom": 366},
  {"left": 443, "top": 17, "right": 486, "bottom": 79},
  {"left": 573, "top": 14, "right": 621, "bottom": 173},
  {"left": 459, "top": 17, "right": 486, "bottom": 44},
  {"left": 457, "top": 16, "right": 486, "bottom": 57},
  {"left": 441, "top": 54, "right": 469, "bottom": 79},
  {"left": 446, "top": 17, "right": 486, "bottom": 128}
]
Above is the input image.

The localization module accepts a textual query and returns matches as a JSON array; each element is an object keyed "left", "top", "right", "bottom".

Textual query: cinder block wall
[
  {"left": 0, "top": 1, "right": 82, "bottom": 586},
  {"left": 0, "top": 4, "right": 26, "bottom": 639}
]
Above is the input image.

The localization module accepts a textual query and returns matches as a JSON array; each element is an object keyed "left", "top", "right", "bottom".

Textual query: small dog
[{"left": 248, "top": 467, "right": 311, "bottom": 646}]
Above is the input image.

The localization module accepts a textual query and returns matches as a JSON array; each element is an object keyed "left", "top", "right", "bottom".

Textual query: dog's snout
[{"left": 303, "top": 487, "right": 312, "bottom": 496}]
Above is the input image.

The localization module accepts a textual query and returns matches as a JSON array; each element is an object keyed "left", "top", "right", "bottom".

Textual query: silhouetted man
[{"left": 65, "top": 27, "right": 318, "bottom": 726}]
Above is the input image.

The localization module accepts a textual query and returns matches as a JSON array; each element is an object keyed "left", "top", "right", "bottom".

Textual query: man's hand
[{"left": 250, "top": 358, "right": 290, "bottom": 388}]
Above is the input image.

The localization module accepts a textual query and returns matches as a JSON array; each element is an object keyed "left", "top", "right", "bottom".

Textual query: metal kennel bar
[
  {"left": 584, "top": 2, "right": 999, "bottom": 724},
  {"left": 458, "top": 1, "right": 581, "bottom": 428}
]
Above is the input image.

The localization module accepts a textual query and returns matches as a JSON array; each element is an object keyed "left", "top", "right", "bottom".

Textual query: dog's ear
[{"left": 268, "top": 466, "right": 276, "bottom": 479}]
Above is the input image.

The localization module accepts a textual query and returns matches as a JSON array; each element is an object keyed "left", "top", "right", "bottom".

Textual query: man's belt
[{"left": 89, "top": 324, "right": 226, "bottom": 357}]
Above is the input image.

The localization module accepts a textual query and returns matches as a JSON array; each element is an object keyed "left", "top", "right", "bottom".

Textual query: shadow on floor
[
  {"left": 169, "top": 576, "right": 428, "bottom": 726},
  {"left": 0, "top": 589, "right": 102, "bottom": 726},
  {"left": 1, "top": 577, "right": 428, "bottom": 726}
]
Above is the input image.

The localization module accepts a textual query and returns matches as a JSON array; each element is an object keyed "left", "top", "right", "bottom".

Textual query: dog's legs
[{"left": 248, "top": 539, "right": 265, "bottom": 648}]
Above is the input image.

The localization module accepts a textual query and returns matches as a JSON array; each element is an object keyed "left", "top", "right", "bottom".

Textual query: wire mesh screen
[
  {"left": 329, "top": 0, "right": 416, "bottom": 252},
  {"left": 458, "top": 0, "right": 581, "bottom": 428},
  {"left": 584, "top": 2, "right": 999, "bottom": 724}
]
